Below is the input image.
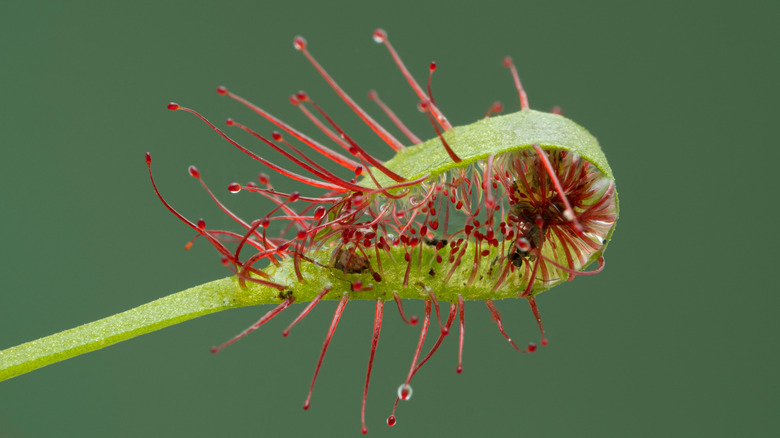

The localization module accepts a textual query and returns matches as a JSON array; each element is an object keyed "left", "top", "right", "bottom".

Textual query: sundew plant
[{"left": 0, "top": 29, "right": 619, "bottom": 433}]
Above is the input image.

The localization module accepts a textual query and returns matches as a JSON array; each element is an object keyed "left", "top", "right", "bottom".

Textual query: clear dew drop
[{"left": 397, "top": 383, "right": 413, "bottom": 401}]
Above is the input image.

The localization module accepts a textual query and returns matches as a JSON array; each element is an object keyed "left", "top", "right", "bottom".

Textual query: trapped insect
[{"left": 149, "top": 29, "right": 619, "bottom": 433}]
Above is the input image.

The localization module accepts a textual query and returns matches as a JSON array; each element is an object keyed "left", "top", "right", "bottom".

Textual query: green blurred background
[{"left": 1, "top": 1, "right": 777, "bottom": 437}]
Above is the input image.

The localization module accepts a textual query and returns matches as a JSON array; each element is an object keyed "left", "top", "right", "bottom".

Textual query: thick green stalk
[{"left": 0, "top": 277, "right": 276, "bottom": 382}]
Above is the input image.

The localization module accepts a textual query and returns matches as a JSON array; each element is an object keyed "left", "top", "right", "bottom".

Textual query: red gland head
[
  {"left": 293, "top": 36, "right": 306, "bottom": 50},
  {"left": 398, "top": 383, "right": 413, "bottom": 400},
  {"left": 372, "top": 28, "right": 387, "bottom": 43}
]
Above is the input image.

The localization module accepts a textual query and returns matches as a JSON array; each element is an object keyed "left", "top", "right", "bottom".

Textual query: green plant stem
[{"left": 0, "top": 276, "right": 277, "bottom": 382}]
